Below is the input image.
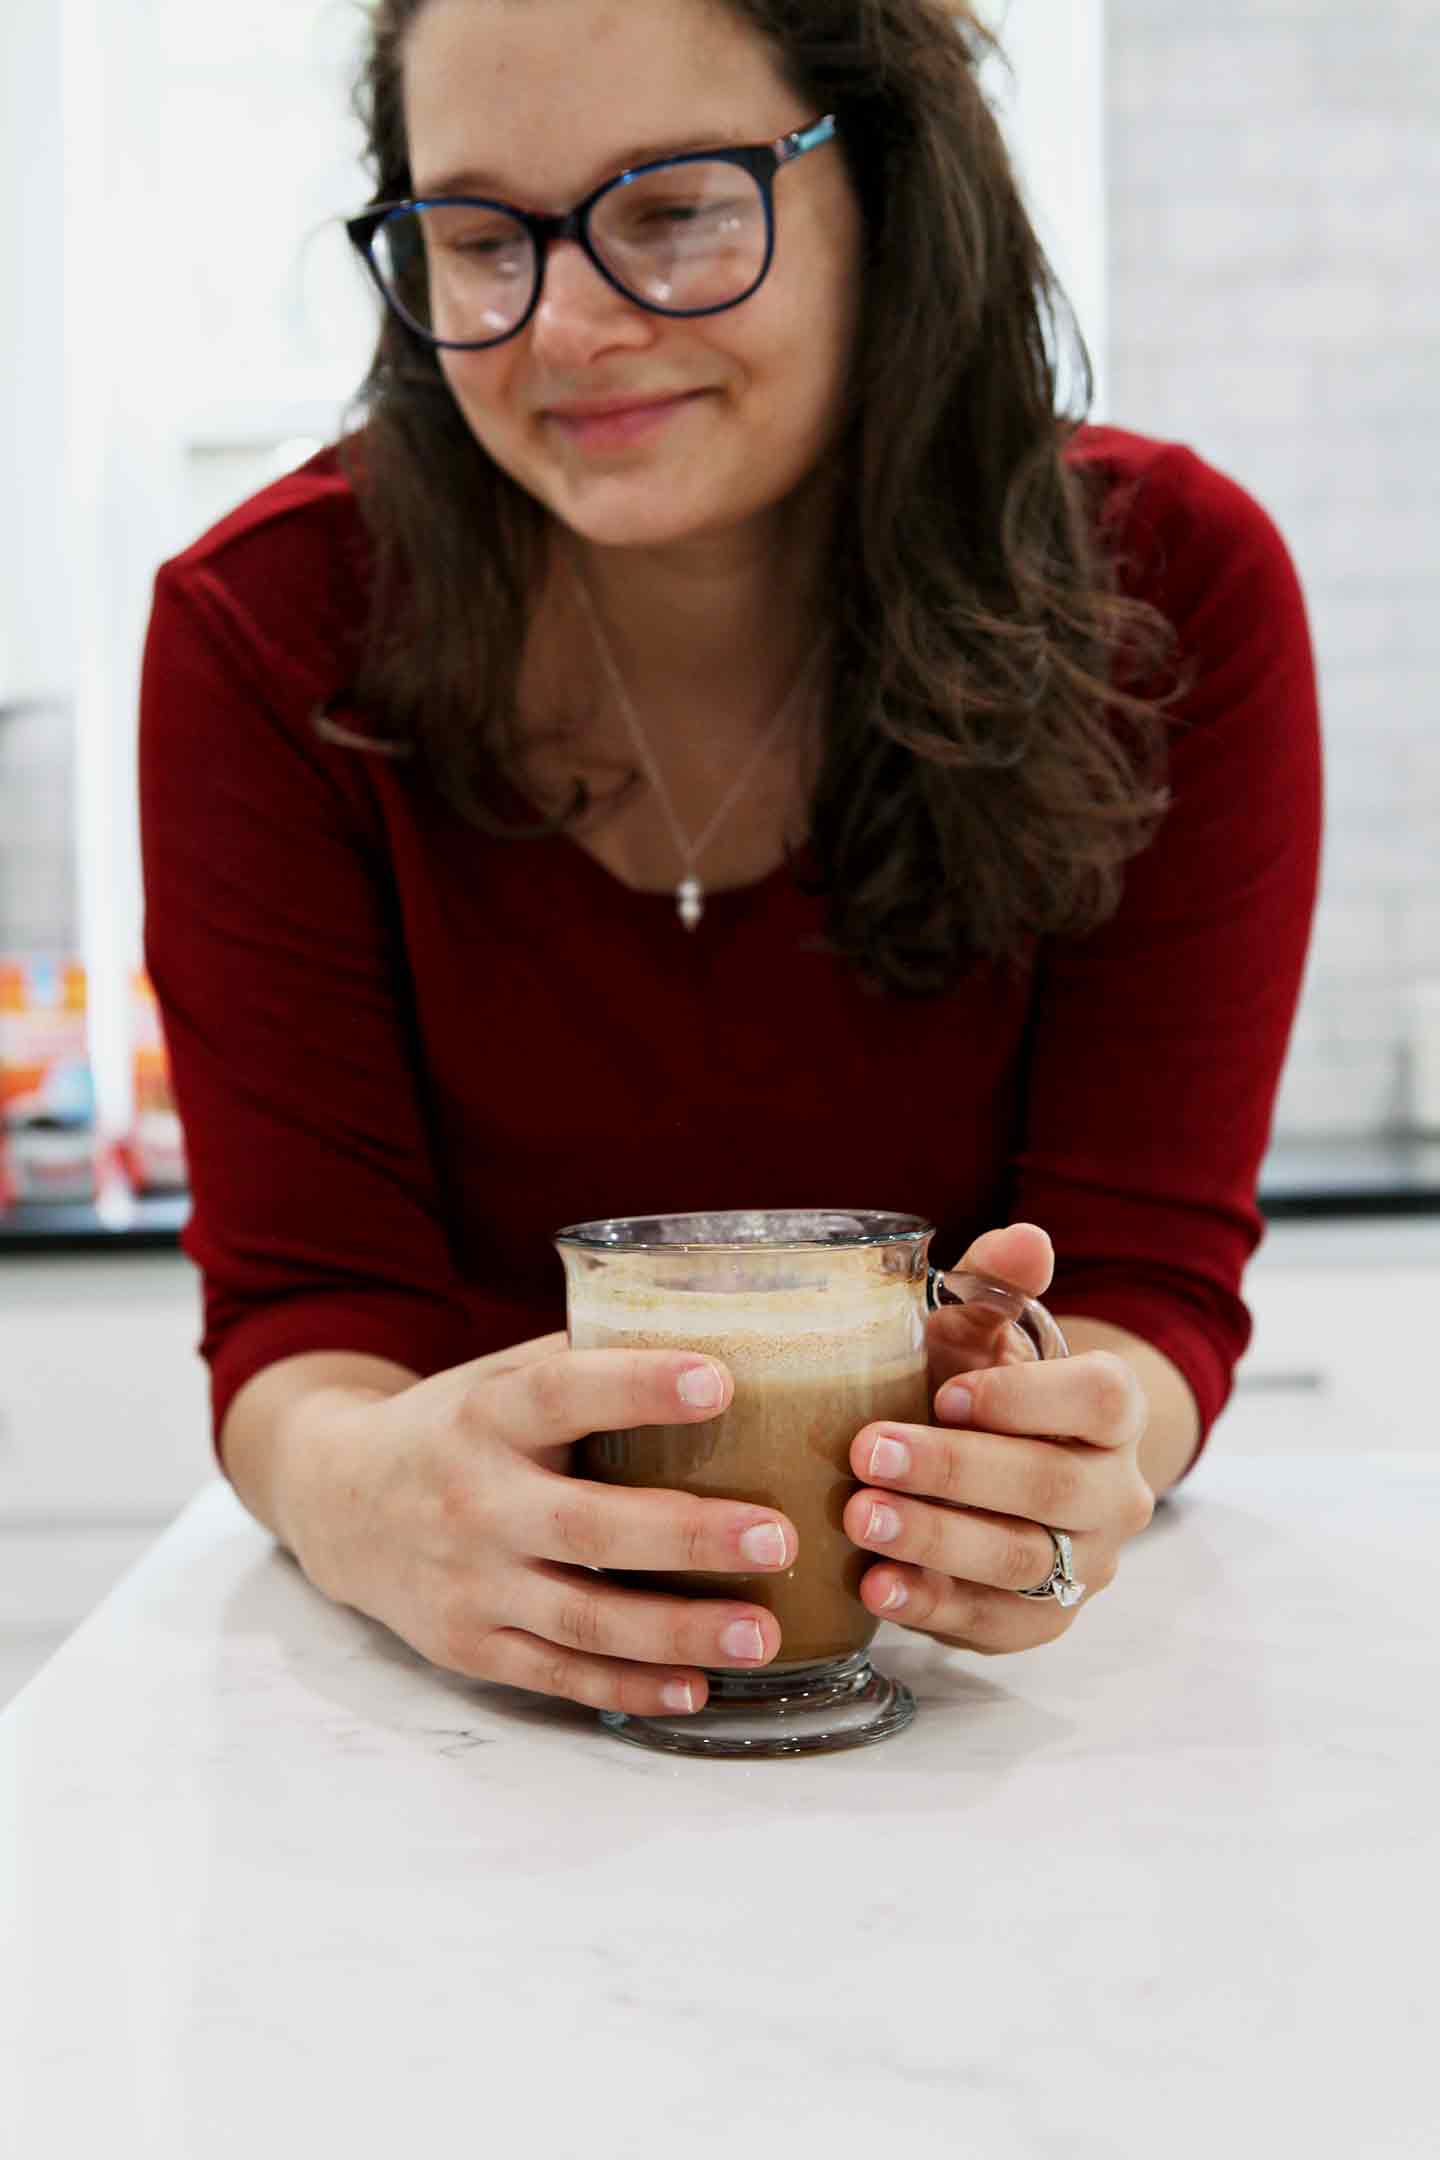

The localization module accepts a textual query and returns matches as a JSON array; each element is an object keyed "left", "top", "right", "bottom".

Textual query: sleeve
[
  {"left": 1008, "top": 447, "right": 1322, "bottom": 1469},
  {"left": 139, "top": 558, "right": 480, "bottom": 1460}
]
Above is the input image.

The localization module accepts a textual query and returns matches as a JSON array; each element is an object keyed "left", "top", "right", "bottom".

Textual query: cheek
[
  {"left": 758, "top": 279, "right": 859, "bottom": 448},
  {"left": 439, "top": 353, "right": 520, "bottom": 452},
  {"left": 762, "top": 227, "right": 862, "bottom": 421}
]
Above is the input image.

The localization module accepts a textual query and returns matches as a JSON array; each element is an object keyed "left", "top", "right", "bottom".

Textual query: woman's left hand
[{"left": 844, "top": 1223, "right": 1156, "bottom": 1654}]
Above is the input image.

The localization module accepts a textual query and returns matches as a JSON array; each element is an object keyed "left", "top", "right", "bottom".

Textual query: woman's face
[{"left": 401, "top": 0, "right": 864, "bottom": 555}]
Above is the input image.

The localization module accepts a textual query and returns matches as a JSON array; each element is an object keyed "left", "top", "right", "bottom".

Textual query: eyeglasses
[{"left": 346, "top": 114, "right": 839, "bottom": 351}]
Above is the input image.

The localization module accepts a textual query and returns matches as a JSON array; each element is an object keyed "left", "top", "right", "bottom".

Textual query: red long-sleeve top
[{"left": 139, "top": 425, "right": 1321, "bottom": 1465}]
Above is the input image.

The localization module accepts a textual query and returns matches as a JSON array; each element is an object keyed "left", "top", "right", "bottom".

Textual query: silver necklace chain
[{"left": 570, "top": 564, "right": 827, "bottom": 930}]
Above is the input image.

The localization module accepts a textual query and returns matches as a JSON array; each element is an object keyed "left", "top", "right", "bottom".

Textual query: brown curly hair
[{"left": 336, "top": 0, "right": 1181, "bottom": 995}]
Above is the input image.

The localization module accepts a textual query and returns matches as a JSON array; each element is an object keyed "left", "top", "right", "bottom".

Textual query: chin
[{"left": 543, "top": 483, "right": 739, "bottom": 553}]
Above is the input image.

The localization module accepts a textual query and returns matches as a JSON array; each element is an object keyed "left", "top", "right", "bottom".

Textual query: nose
[{"left": 528, "top": 237, "right": 655, "bottom": 366}]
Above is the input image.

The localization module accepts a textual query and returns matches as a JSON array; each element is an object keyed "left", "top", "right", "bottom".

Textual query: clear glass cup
[{"left": 554, "top": 1209, "right": 1067, "bottom": 1759}]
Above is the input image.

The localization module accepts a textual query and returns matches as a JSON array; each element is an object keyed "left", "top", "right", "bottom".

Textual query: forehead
[{"left": 404, "top": 0, "right": 795, "bottom": 196}]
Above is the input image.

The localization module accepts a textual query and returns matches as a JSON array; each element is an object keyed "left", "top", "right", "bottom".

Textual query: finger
[
  {"left": 474, "top": 1627, "right": 717, "bottom": 1718},
  {"left": 476, "top": 1345, "right": 735, "bottom": 1457},
  {"left": 856, "top": 1563, "right": 1107, "bottom": 1654},
  {"left": 397, "top": 1332, "right": 574, "bottom": 1426},
  {"left": 928, "top": 1222, "right": 1055, "bottom": 1373},
  {"left": 850, "top": 1419, "right": 1142, "bottom": 1535},
  {"left": 950, "top": 1221, "right": 1055, "bottom": 1298},
  {"left": 512, "top": 1471, "right": 798, "bottom": 1576},
  {"left": 517, "top": 1559, "right": 782, "bottom": 1671},
  {"left": 478, "top": 1331, "right": 570, "bottom": 1374},
  {"left": 843, "top": 1487, "right": 1109, "bottom": 1597},
  {"left": 934, "top": 1348, "right": 1147, "bottom": 1454}
]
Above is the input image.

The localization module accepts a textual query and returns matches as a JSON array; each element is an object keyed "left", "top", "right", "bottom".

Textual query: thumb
[
  {"left": 927, "top": 1221, "right": 1057, "bottom": 1381},
  {"left": 950, "top": 1221, "right": 1054, "bottom": 1300}
]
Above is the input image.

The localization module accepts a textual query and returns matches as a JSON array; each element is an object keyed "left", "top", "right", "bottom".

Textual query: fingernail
[
  {"left": 879, "top": 1579, "right": 909, "bottom": 1612},
  {"left": 739, "top": 1522, "right": 787, "bottom": 1568},
  {"left": 662, "top": 1680, "right": 697, "bottom": 1714},
  {"left": 939, "top": 1386, "right": 973, "bottom": 1425},
  {"left": 865, "top": 1503, "right": 901, "bottom": 1544},
  {"left": 677, "top": 1363, "right": 724, "bottom": 1409},
  {"left": 719, "top": 1619, "right": 766, "bottom": 1662},
  {"left": 868, "top": 1434, "right": 910, "bottom": 1480}
]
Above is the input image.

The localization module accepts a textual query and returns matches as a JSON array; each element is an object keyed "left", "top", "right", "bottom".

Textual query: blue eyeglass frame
[{"left": 346, "top": 113, "right": 839, "bottom": 350}]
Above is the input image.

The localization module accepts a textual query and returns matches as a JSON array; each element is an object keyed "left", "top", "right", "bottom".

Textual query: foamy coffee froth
[{"left": 574, "top": 1272, "right": 929, "bottom": 1668}]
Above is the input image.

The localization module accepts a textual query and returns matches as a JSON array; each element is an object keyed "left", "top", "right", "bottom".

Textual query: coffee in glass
[{"left": 554, "top": 1208, "right": 1066, "bottom": 1757}]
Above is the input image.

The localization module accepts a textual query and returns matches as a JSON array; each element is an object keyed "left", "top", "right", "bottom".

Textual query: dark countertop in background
[
  {"left": 0, "top": 1193, "right": 190, "bottom": 1253},
  {"left": 3, "top": 1138, "right": 1439, "bottom": 1254}
]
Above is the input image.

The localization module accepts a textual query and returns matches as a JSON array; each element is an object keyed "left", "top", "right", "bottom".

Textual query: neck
[{"left": 553, "top": 485, "right": 833, "bottom": 699}]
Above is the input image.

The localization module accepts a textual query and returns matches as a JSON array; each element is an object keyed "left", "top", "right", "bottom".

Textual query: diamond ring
[{"left": 1017, "top": 1526, "right": 1087, "bottom": 1608}]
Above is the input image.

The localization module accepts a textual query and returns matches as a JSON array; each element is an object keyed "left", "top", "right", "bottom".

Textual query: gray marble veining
[{"left": 2, "top": 1455, "right": 1435, "bottom": 2158}]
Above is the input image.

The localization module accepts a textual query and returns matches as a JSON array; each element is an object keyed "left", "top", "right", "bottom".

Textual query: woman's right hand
[{"left": 285, "top": 1333, "right": 796, "bottom": 1718}]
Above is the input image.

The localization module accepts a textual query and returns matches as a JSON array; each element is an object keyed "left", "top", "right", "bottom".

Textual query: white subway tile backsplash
[{"left": 1109, "top": 0, "right": 1438, "bottom": 1141}]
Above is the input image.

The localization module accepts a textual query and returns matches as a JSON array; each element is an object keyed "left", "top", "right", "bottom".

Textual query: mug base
[{"left": 597, "top": 1651, "right": 916, "bottom": 1758}]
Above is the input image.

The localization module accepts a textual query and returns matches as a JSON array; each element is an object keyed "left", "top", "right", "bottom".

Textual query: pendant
[{"left": 677, "top": 876, "right": 704, "bottom": 931}]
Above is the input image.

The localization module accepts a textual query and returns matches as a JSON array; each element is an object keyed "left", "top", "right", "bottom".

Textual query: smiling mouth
[{"left": 543, "top": 391, "right": 707, "bottom": 445}]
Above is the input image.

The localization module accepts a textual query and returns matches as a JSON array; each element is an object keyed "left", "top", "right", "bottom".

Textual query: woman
[{"left": 139, "top": 0, "right": 1320, "bottom": 1720}]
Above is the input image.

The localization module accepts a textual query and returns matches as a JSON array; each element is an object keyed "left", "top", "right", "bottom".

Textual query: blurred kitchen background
[{"left": 2, "top": 1, "right": 1437, "bottom": 1706}]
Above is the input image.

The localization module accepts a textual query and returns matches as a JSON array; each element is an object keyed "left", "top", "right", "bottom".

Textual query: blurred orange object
[
  {"left": 122, "top": 970, "right": 188, "bottom": 1194},
  {"left": 0, "top": 956, "right": 98, "bottom": 1204}
]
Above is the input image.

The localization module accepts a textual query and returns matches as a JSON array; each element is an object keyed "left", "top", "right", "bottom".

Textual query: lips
[
  {"left": 542, "top": 390, "right": 706, "bottom": 448},
  {"left": 545, "top": 391, "right": 698, "bottom": 421}
]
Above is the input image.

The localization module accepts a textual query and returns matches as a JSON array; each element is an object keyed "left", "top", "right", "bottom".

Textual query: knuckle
[
  {"left": 931, "top": 1437, "right": 970, "bottom": 1505},
  {"left": 547, "top": 1491, "right": 611, "bottom": 1564},
  {"left": 553, "top": 1591, "right": 606, "bottom": 1656},
  {"left": 897, "top": 1564, "right": 942, "bottom": 1622},
  {"left": 539, "top": 1642, "right": 582, "bottom": 1702},
  {"left": 679, "top": 1509, "right": 712, "bottom": 1569},
  {"left": 432, "top": 1469, "right": 478, "bottom": 1535},
  {"left": 911, "top": 1505, "right": 949, "bottom": 1571},
  {"left": 435, "top": 1597, "right": 485, "bottom": 1676},
  {"left": 1081, "top": 1350, "right": 1138, "bottom": 1429},
  {"left": 453, "top": 1383, "right": 494, "bottom": 1442},
  {"left": 525, "top": 1356, "right": 574, "bottom": 1430},
  {"left": 923, "top": 1574, "right": 980, "bottom": 1642}
]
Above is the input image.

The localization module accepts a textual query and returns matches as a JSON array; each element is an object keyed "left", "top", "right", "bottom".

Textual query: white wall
[
  {"left": 59, "top": 0, "right": 378, "bottom": 1136},
  {"left": 979, "top": 0, "right": 1110, "bottom": 417},
  {"left": 1, "top": 6, "right": 69, "bottom": 705}
]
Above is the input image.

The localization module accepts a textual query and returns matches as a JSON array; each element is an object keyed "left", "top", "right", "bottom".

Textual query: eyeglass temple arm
[{"left": 775, "top": 114, "right": 838, "bottom": 165}]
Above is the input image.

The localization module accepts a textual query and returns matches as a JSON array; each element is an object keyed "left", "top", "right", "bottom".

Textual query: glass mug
[{"left": 554, "top": 1209, "right": 1068, "bottom": 1759}]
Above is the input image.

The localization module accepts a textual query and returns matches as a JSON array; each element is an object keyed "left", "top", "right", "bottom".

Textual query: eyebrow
[{"left": 413, "top": 135, "right": 748, "bottom": 202}]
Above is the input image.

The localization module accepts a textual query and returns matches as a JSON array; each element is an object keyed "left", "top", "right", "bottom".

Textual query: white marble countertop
[{"left": 3, "top": 1453, "right": 1435, "bottom": 2159}]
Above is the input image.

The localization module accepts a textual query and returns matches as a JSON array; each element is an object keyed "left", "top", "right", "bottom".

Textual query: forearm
[
  {"left": 1051, "top": 1315, "right": 1201, "bottom": 1497},
  {"left": 220, "top": 1350, "right": 420, "bottom": 1560}
]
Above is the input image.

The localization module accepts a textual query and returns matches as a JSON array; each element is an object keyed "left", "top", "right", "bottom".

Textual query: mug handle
[{"left": 926, "top": 1268, "right": 1070, "bottom": 1363}]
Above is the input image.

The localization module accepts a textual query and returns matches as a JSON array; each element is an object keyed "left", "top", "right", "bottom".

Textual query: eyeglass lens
[{"left": 373, "top": 160, "right": 769, "bottom": 344}]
